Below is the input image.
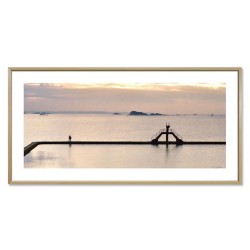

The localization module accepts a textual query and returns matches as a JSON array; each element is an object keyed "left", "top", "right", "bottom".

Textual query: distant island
[
  {"left": 129, "top": 111, "right": 164, "bottom": 116},
  {"left": 150, "top": 113, "right": 163, "bottom": 116},
  {"left": 39, "top": 112, "right": 49, "bottom": 115},
  {"left": 113, "top": 112, "right": 121, "bottom": 115},
  {"left": 129, "top": 111, "right": 148, "bottom": 116}
]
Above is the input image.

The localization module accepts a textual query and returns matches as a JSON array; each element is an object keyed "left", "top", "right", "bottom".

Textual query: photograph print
[{"left": 9, "top": 68, "right": 242, "bottom": 184}]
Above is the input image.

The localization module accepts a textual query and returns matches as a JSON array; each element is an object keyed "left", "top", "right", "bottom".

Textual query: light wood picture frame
[{"left": 8, "top": 67, "right": 242, "bottom": 184}]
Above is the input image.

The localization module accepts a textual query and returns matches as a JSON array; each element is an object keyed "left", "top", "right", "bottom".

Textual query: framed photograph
[{"left": 8, "top": 67, "right": 242, "bottom": 184}]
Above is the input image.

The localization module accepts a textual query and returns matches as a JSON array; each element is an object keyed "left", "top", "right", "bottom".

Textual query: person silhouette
[{"left": 69, "top": 135, "right": 72, "bottom": 142}]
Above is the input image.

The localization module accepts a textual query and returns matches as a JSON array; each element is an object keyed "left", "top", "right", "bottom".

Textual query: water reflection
[{"left": 24, "top": 144, "right": 226, "bottom": 168}]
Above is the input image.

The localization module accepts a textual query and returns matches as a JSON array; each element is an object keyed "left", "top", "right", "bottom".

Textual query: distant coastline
[{"left": 24, "top": 110, "right": 226, "bottom": 116}]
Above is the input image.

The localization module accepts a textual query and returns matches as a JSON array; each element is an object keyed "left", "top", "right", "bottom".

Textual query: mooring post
[{"left": 166, "top": 123, "right": 170, "bottom": 144}]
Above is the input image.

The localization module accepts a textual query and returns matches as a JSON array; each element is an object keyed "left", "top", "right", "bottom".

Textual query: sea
[{"left": 24, "top": 114, "right": 226, "bottom": 168}]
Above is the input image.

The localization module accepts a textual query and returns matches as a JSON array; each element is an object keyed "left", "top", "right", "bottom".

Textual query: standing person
[{"left": 69, "top": 135, "right": 72, "bottom": 142}]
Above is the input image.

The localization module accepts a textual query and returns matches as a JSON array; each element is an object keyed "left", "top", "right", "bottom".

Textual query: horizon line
[{"left": 24, "top": 111, "right": 226, "bottom": 115}]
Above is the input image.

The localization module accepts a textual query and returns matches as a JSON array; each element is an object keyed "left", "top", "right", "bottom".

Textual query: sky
[{"left": 24, "top": 82, "right": 226, "bottom": 114}]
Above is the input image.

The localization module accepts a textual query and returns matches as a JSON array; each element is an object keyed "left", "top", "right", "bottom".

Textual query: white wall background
[{"left": 0, "top": 0, "right": 249, "bottom": 249}]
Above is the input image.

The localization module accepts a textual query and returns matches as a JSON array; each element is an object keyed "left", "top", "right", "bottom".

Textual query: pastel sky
[{"left": 24, "top": 82, "right": 226, "bottom": 114}]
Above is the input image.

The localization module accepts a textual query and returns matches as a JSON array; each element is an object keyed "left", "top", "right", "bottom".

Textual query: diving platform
[{"left": 151, "top": 123, "right": 183, "bottom": 145}]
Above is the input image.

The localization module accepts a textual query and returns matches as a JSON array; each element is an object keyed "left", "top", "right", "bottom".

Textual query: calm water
[{"left": 24, "top": 114, "right": 226, "bottom": 168}]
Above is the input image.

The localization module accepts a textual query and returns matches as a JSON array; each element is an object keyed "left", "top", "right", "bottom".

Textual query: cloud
[{"left": 24, "top": 83, "right": 226, "bottom": 114}]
